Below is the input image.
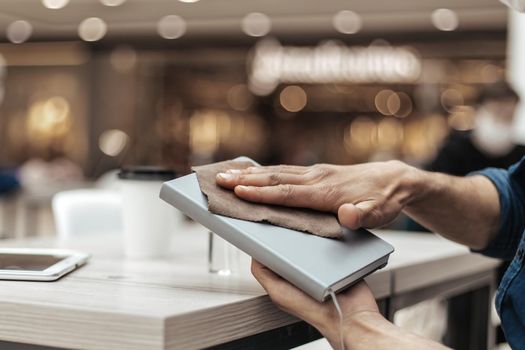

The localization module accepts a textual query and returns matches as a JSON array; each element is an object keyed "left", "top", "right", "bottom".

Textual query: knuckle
[
  {"left": 268, "top": 173, "right": 282, "bottom": 185},
  {"left": 310, "top": 164, "right": 331, "bottom": 179},
  {"left": 279, "top": 184, "right": 294, "bottom": 200},
  {"left": 277, "top": 165, "right": 289, "bottom": 173}
]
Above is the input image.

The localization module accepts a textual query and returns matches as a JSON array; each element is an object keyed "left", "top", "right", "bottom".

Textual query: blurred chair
[{"left": 52, "top": 189, "right": 123, "bottom": 239}]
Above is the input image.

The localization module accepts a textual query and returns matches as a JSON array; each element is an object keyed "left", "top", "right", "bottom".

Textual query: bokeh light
[
  {"left": 279, "top": 85, "right": 307, "bottom": 112},
  {"left": 332, "top": 10, "right": 362, "bottom": 34},
  {"left": 241, "top": 13, "right": 271, "bottom": 37},
  {"left": 440, "top": 88, "right": 464, "bottom": 112},
  {"left": 377, "top": 118, "right": 404, "bottom": 149},
  {"left": 431, "top": 9, "right": 459, "bottom": 31},
  {"left": 481, "top": 64, "right": 503, "bottom": 83},
  {"left": 110, "top": 45, "right": 137, "bottom": 72},
  {"left": 448, "top": 105, "right": 476, "bottom": 131},
  {"left": 345, "top": 116, "right": 377, "bottom": 153},
  {"left": 227, "top": 84, "right": 254, "bottom": 111},
  {"left": 386, "top": 92, "right": 401, "bottom": 115},
  {"left": 98, "top": 129, "right": 129, "bottom": 156},
  {"left": 26, "top": 96, "right": 72, "bottom": 141},
  {"left": 374, "top": 89, "right": 395, "bottom": 115},
  {"left": 190, "top": 110, "right": 220, "bottom": 155},
  {"left": 393, "top": 92, "right": 413, "bottom": 118},
  {"left": 78, "top": 17, "right": 107, "bottom": 42},
  {"left": 157, "top": 15, "right": 187, "bottom": 39},
  {"left": 6, "top": 20, "right": 33, "bottom": 44},
  {"left": 100, "top": 0, "right": 127, "bottom": 6},
  {"left": 42, "top": 0, "right": 69, "bottom": 9}
]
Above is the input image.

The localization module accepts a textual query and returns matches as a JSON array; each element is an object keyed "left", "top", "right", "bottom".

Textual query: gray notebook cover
[{"left": 160, "top": 159, "right": 394, "bottom": 301}]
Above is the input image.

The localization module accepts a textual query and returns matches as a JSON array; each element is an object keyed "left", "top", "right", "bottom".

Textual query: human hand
[
  {"left": 251, "top": 259, "right": 449, "bottom": 350},
  {"left": 250, "top": 259, "right": 382, "bottom": 349},
  {"left": 216, "top": 161, "right": 418, "bottom": 229}
]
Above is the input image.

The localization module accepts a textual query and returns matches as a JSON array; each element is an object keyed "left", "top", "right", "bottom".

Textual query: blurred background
[{"left": 0, "top": 0, "right": 524, "bottom": 237}]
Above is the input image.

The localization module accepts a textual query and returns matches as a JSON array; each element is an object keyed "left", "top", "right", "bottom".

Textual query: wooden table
[{"left": 0, "top": 224, "right": 500, "bottom": 350}]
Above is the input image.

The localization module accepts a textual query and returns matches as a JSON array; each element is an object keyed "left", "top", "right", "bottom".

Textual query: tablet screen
[{"left": 0, "top": 253, "right": 64, "bottom": 271}]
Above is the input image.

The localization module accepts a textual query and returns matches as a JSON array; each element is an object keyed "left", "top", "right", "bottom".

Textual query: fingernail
[
  {"left": 227, "top": 169, "right": 242, "bottom": 174},
  {"left": 217, "top": 173, "right": 234, "bottom": 180},
  {"left": 236, "top": 185, "right": 251, "bottom": 191}
]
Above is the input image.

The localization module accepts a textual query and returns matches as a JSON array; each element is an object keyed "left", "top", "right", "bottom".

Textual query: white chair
[
  {"left": 95, "top": 169, "right": 120, "bottom": 190},
  {"left": 52, "top": 189, "right": 123, "bottom": 239}
]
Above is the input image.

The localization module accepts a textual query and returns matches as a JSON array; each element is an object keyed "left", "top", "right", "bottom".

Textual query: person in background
[
  {"left": 429, "top": 81, "right": 524, "bottom": 176},
  {"left": 407, "top": 81, "right": 524, "bottom": 232},
  {"left": 0, "top": 170, "right": 19, "bottom": 195}
]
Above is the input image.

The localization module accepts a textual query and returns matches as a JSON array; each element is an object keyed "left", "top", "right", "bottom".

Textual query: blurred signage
[{"left": 249, "top": 39, "right": 421, "bottom": 95}]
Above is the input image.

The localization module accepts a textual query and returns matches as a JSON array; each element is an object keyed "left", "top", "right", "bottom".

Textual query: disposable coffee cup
[{"left": 118, "top": 166, "right": 179, "bottom": 259}]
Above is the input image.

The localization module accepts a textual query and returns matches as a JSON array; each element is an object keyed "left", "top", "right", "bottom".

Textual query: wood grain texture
[{"left": 0, "top": 226, "right": 499, "bottom": 349}]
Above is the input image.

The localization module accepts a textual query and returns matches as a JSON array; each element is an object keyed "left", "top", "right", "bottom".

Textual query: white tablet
[{"left": 0, "top": 248, "right": 90, "bottom": 281}]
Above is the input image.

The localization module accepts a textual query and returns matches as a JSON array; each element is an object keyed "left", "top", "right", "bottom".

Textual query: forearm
[
  {"left": 340, "top": 311, "right": 448, "bottom": 350},
  {"left": 402, "top": 168, "right": 500, "bottom": 250}
]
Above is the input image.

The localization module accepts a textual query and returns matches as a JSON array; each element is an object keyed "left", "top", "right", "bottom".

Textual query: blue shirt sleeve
[
  {"left": 0, "top": 171, "right": 19, "bottom": 195},
  {"left": 470, "top": 158, "right": 525, "bottom": 260}
]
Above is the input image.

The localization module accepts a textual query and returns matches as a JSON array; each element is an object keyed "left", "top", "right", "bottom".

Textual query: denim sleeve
[
  {"left": 0, "top": 172, "right": 19, "bottom": 195},
  {"left": 470, "top": 161, "right": 525, "bottom": 260}
]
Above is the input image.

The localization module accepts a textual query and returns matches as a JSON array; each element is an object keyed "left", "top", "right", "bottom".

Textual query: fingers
[
  {"left": 338, "top": 201, "right": 384, "bottom": 229},
  {"left": 250, "top": 259, "right": 286, "bottom": 294},
  {"left": 234, "top": 184, "right": 329, "bottom": 210},
  {"left": 251, "top": 259, "right": 279, "bottom": 282},
  {"left": 216, "top": 172, "right": 309, "bottom": 189},
  {"left": 230, "top": 165, "right": 308, "bottom": 175},
  {"left": 338, "top": 203, "right": 363, "bottom": 230}
]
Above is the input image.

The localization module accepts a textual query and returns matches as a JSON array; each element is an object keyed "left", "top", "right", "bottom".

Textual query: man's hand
[
  {"left": 216, "top": 161, "right": 418, "bottom": 229},
  {"left": 216, "top": 161, "right": 500, "bottom": 249},
  {"left": 251, "top": 259, "right": 449, "bottom": 350},
  {"left": 250, "top": 259, "right": 380, "bottom": 349}
]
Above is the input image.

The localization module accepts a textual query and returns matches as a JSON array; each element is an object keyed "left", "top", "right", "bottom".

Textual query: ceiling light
[
  {"left": 42, "top": 0, "right": 69, "bottom": 9},
  {"left": 178, "top": 0, "right": 199, "bottom": 2},
  {"left": 241, "top": 13, "right": 271, "bottom": 37},
  {"left": 78, "top": 17, "right": 107, "bottom": 42},
  {"left": 100, "top": 0, "right": 127, "bottom": 6},
  {"left": 431, "top": 8, "right": 459, "bottom": 31},
  {"left": 6, "top": 20, "right": 33, "bottom": 44},
  {"left": 157, "top": 15, "right": 186, "bottom": 39},
  {"left": 333, "top": 10, "right": 362, "bottom": 34}
]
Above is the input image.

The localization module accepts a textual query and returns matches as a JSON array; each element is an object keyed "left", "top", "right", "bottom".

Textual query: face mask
[
  {"left": 500, "top": 0, "right": 525, "bottom": 12},
  {"left": 472, "top": 108, "right": 515, "bottom": 157}
]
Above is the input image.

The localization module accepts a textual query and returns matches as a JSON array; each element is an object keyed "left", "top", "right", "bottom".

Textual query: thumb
[{"left": 338, "top": 201, "right": 379, "bottom": 229}]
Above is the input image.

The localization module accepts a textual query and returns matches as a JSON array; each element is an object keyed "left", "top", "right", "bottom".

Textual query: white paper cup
[{"left": 119, "top": 167, "right": 179, "bottom": 259}]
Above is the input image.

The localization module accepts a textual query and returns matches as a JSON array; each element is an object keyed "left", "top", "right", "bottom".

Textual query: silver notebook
[{"left": 160, "top": 158, "right": 394, "bottom": 302}]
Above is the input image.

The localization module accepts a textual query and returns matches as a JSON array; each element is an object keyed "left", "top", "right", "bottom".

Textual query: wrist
[
  {"left": 343, "top": 310, "right": 389, "bottom": 350},
  {"left": 386, "top": 160, "right": 426, "bottom": 207},
  {"left": 316, "top": 309, "right": 385, "bottom": 350}
]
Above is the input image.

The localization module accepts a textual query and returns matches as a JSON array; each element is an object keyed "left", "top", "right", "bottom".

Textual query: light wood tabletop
[{"left": 0, "top": 224, "right": 500, "bottom": 350}]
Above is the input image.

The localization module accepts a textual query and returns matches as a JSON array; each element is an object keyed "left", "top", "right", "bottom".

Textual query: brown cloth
[{"left": 192, "top": 160, "right": 342, "bottom": 238}]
